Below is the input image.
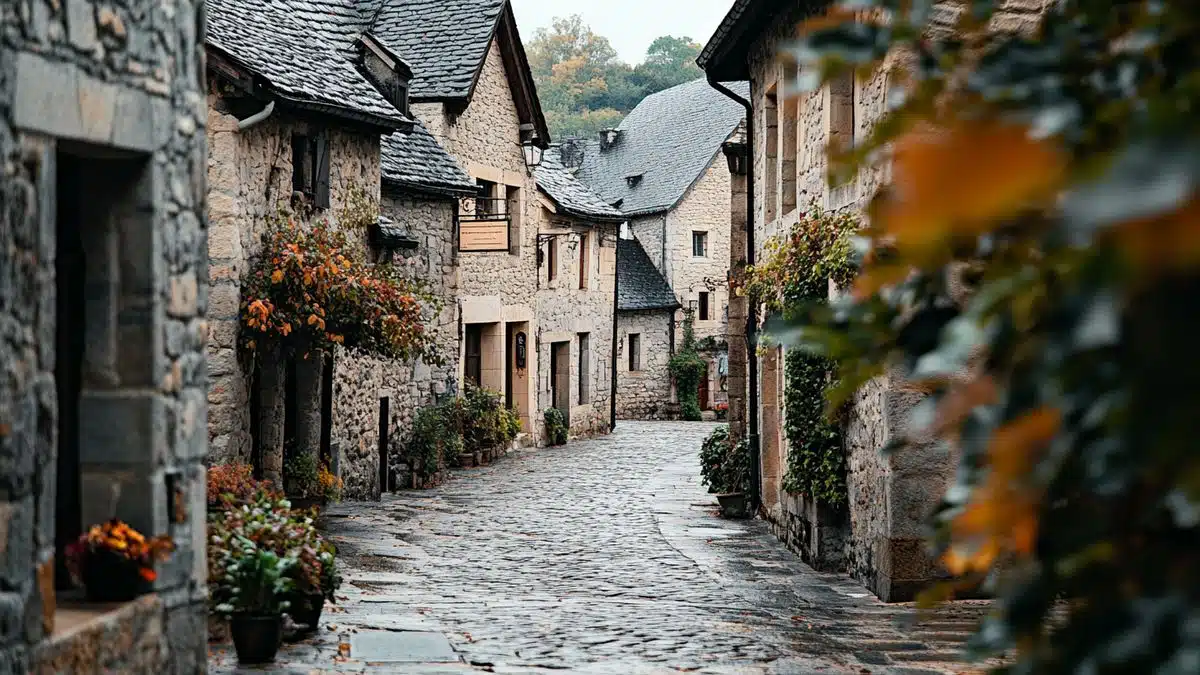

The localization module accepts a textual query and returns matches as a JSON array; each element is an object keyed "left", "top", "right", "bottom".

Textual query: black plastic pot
[
  {"left": 82, "top": 549, "right": 151, "bottom": 602},
  {"left": 716, "top": 492, "right": 752, "bottom": 519},
  {"left": 286, "top": 592, "right": 325, "bottom": 638},
  {"left": 231, "top": 614, "right": 283, "bottom": 664}
]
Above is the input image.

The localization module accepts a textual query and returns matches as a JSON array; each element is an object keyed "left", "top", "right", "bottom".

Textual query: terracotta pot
[
  {"left": 285, "top": 592, "right": 325, "bottom": 639},
  {"left": 716, "top": 492, "right": 752, "bottom": 519},
  {"left": 231, "top": 614, "right": 282, "bottom": 664},
  {"left": 82, "top": 549, "right": 151, "bottom": 602}
]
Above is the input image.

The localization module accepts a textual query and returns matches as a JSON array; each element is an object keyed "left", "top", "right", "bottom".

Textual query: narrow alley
[{"left": 212, "top": 423, "right": 990, "bottom": 674}]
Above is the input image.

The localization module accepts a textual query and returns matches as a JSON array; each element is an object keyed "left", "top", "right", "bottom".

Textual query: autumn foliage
[
  {"left": 65, "top": 520, "right": 175, "bottom": 584},
  {"left": 781, "top": 0, "right": 1200, "bottom": 671},
  {"left": 241, "top": 216, "right": 439, "bottom": 363}
]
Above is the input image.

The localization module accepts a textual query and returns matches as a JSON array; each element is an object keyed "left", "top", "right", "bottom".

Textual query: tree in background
[
  {"left": 780, "top": 0, "right": 1200, "bottom": 672},
  {"left": 526, "top": 15, "right": 703, "bottom": 140}
]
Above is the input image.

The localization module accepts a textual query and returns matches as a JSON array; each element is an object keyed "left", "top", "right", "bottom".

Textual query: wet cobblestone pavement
[{"left": 212, "top": 422, "right": 993, "bottom": 674}]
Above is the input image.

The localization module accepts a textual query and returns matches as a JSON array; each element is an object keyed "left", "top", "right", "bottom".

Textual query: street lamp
[{"left": 522, "top": 137, "right": 544, "bottom": 169}]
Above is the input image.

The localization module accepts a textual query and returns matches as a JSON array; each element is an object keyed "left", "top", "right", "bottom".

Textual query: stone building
[
  {"left": 614, "top": 239, "right": 682, "bottom": 419},
  {"left": 698, "top": 0, "right": 1047, "bottom": 601},
  {"left": 370, "top": 0, "right": 621, "bottom": 446},
  {"left": 1, "top": 0, "right": 209, "bottom": 671},
  {"left": 532, "top": 148, "right": 625, "bottom": 436},
  {"left": 572, "top": 78, "right": 747, "bottom": 414},
  {"left": 203, "top": 0, "right": 424, "bottom": 499}
]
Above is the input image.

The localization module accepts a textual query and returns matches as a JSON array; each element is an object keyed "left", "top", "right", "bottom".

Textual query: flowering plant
[
  {"left": 240, "top": 215, "right": 442, "bottom": 363},
  {"left": 207, "top": 462, "right": 282, "bottom": 509},
  {"left": 65, "top": 520, "right": 175, "bottom": 585},
  {"left": 317, "top": 465, "right": 343, "bottom": 502}
]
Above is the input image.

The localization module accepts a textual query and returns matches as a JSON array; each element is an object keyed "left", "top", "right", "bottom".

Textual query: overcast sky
[{"left": 510, "top": 0, "right": 734, "bottom": 64}]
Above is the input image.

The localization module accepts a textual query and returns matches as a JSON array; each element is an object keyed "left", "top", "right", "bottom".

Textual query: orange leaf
[
  {"left": 879, "top": 120, "right": 1065, "bottom": 263},
  {"left": 987, "top": 406, "right": 1061, "bottom": 480},
  {"left": 138, "top": 567, "right": 157, "bottom": 582},
  {"left": 1112, "top": 196, "right": 1200, "bottom": 273},
  {"left": 271, "top": 269, "right": 284, "bottom": 284}
]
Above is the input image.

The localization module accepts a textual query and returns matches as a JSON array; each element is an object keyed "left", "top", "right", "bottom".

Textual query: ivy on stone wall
[
  {"left": 669, "top": 312, "right": 707, "bottom": 421},
  {"left": 746, "top": 207, "right": 858, "bottom": 506}
]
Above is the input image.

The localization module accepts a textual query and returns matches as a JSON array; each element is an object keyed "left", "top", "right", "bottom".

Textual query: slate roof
[
  {"left": 574, "top": 78, "right": 749, "bottom": 217},
  {"left": 618, "top": 238, "right": 681, "bottom": 312},
  {"left": 369, "top": 0, "right": 507, "bottom": 100},
  {"left": 535, "top": 148, "right": 625, "bottom": 222},
  {"left": 205, "top": 0, "right": 408, "bottom": 128},
  {"left": 380, "top": 121, "right": 476, "bottom": 196},
  {"left": 272, "top": 0, "right": 378, "bottom": 54}
]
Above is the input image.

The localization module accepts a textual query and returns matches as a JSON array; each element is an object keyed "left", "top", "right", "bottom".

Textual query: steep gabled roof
[
  {"left": 618, "top": 238, "right": 681, "bottom": 312},
  {"left": 574, "top": 78, "right": 748, "bottom": 217},
  {"left": 698, "top": 0, "right": 816, "bottom": 82},
  {"left": 205, "top": 0, "right": 409, "bottom": 129},
  {"left": 535, "top": 148, "right": 625, "bottom": 223},
  {"left": 381, "top": 121, "right": 477, "bottom": 197},
  {"left": 367, "top": 0, "right": 550, "bottom": 144}
]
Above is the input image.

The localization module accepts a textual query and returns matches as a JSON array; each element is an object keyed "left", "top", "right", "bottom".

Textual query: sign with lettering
[{"left": 516, "top": 332, "right": 527, "bottom": 369}]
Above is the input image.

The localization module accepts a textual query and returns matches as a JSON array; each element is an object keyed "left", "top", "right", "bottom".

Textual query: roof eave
[
  {"left": 277, "top": 94, "right": 413, "bottom": 133},
  {"left": 382, "top": 177, "right": 478, "bottom": 199}
]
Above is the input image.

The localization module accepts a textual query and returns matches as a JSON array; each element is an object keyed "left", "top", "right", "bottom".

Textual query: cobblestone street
[{"left": 212, "top": 422, "right": 991, "bottom": 674}]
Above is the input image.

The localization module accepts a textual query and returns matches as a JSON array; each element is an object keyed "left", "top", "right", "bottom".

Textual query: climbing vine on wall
[
  {"left": 669, "top": 312, "right": 707, "bottom": 421},
  {"left": 746, "top": 207, "right": 858, "bottom": 505}
]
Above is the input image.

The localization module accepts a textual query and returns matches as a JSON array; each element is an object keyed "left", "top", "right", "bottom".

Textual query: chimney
[
  {"left": 559, "top": 138, "right": 585, "bottom": 169},
  {"left": 598, "top": 128, "right": 620, "bottom": 151}
]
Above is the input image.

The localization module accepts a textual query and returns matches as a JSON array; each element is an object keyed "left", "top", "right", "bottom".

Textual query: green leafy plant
[
  {"left": 317, "top": 540, "right": 340, "bottom": 603},
  {"left": 543, "top": 407, "right": 568, "bottom": 446},
  {"left": 462, "top": 384, "right": 520, "bottom": 454},
  {"left": 405, "top": 400, "right": 461, "bottom": 486},
  {"left": 213, "top": 543, "right": 295, "bottom": 617},
  {"left": 699, "top": 425, "right": 752, "bottom": 495},
  {"left": 669, "top": 313, "right": 707, "bottom": 421},
  {"left": 284, "top": 452, "right": 319, "bottom": 499},
  {"left": 781, "top": 350, "right": 845, "bottom": 505},
  {"left": 781, "top": 1, "right": 1200, "bottom": 670}
]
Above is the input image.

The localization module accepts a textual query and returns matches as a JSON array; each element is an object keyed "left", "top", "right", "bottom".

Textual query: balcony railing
[{"left": 457, "top": 197, "right": 511, "bottom": 252}]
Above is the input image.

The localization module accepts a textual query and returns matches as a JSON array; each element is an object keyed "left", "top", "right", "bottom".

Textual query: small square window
[
  {"left": 699, "top": 292, "right": 710, "bottom": 321},
  {"left": 692, "top": 231, "right": 708, "bottom": 257},
  {"left": 628, "top": 334, "right": 641, "bottom": 372}
]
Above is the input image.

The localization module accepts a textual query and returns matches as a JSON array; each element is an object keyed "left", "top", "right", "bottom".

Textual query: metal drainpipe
[
  {"left": 706, "top": 73, "right": 760, "bottom": 513},
  {"left": 237, "top": 100, "right": 276, "bottom": 132},
  {"left": 610, "top": 225, "right": 621, "bottom": 432}
]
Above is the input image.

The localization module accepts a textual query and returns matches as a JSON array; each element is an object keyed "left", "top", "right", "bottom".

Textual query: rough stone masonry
[{"left": 2, "top": 0, "right": 210, "bottom": 671}]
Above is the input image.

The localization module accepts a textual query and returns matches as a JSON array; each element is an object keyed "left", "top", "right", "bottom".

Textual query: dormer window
[
  {"left": 358, "top": 34, "right": 412, "bottom": 117},
  {"left": 625, "top": 174, "right": 643, "bottom": 188}
]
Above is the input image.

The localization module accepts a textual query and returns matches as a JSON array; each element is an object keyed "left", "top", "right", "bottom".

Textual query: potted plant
[
  {"left": 317, "top": 463, "right": 343, "bottom": 504},
  {"left": 699, "top": 426, "right": 752, "bottom": 519},
  {"left": 214, "top": 540, "right": 295, "bottom": 664},
  {"left": 208, "top": 463, "right": 281, "bottom": 512},
  {"left": 284, "top": 452, "right": 322, "bottom": 511},
  {"left": 289, "top": 540, "right": 341, "bottom": 637},
  {"left": 543, "top": 407, "right": 568, "bottom": 446},
  {"left": 65, "top": 520, "right": 174, "bottom": 602}
]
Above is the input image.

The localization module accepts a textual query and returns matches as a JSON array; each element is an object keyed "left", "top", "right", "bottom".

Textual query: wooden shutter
[{"left": 314, "top": 131, "right": 331, "bottom": 209}]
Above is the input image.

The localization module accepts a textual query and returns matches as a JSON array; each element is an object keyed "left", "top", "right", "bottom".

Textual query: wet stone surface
[{"left": 211, "top": 422, "right": 993, "bottom": 674}]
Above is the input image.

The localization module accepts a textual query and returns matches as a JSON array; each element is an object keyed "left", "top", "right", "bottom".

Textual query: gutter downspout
[
  {"left": 706, "top": 74, "right": 760, "bottom": 514},
  {"left": 237, "top": 100, "right": 276, "bottom": 132},
  {"left": 610, "top": 224, "right": 621, "bottom": 432}
]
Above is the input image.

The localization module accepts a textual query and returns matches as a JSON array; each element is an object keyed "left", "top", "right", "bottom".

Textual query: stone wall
[
  {"left": 737, "top": 0, "right": 1045, "bottom": 600},
  {"left": 2, "top": 0, "right": 208, "bottom": 670},
  {"left": 207, "top": 88, "right": 435, "bottom": 499},
  {"left": 615, "top": 310, "right": 674, "bottom": 419},
  {"left": 666, "top": 157, "right": 733, "bottom": 345},
  {"left": 535, "top": 220, "right": 618, "bottom": 437}
]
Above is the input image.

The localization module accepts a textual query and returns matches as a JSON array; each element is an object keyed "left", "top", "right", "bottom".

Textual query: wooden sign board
[{"left": 459, "top": 220, "right": 509, "bottom": 252}]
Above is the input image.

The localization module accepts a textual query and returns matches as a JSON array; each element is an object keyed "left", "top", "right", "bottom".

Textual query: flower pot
[
  {"left": 286, "top": 592, "right": 325, "bottom": 638},
  {"left": 81, "top": 549, "right": 151, "bottom": 602},
  {"left": 231, "top": 614, "right": 283, "bottom": 664},
  {"left": 716, "top": 492, "right": 752, "bottom": 519},
  {"left": 457, "top": 452, "right": 475, "bottom": 467},
  {"left": 289, "top": 496, "right": 324, "bottom": 513}
]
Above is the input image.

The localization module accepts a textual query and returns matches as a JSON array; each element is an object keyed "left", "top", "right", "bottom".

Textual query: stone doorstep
[{"left": 33, "top": 595, "right": 167, "bottom": 674}]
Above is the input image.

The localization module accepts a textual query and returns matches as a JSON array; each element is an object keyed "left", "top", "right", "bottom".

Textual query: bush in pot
[
  {"left": 64, "top": 520, "right": 174, "bottom": 602},
  {"left": 543, "top": 407, "right": 568, "bottom": 446},
  {"left": 213, "top": 540, "right": 295, "bottom": 665},
  {"left": 698, "top": 426, "right": 752, "bottom": 518}
]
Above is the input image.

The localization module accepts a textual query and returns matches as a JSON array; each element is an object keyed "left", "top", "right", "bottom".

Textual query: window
[
  {"left": 476, "top": 179, "right": 498, "bottom": 216},
  {"left": 579, "top": 232, "right": 590, "bottom": 289},
  {"left": 547, "top": 237, "right": 558, "bottom": 282},
  {"left": 764, "top": 87, "right": 779, "bottom": 222},
  {"left": 699, "top": 292, "right": 710, "bottom": 321},
  {"left": 292, "top": 131, "right": 330, "bottom": 208},
  {"left": 692, "top": 231, "right": 708, "bottom": 257},
  {"left": 507, "top": 185, "right": 521, "bottom": 256},
  {"left": 578, "top": 333, "right": 590, "bottom": 403},
  {"left": 829, "top": 72, "right": 856, "bottom": 204},
  {"left": 782, "top": 68, "right": 799, "bottom": 214},
  {"left": 628, "top": 333, "right": 641, "bottom": 371},
  {"left": 465, "top": 325, "right": 483, "bottom": 386}
]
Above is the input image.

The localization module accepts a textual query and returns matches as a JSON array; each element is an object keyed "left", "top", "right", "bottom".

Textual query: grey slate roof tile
[
  {"left": 205, "top": 0, "right": 407, "bottom": 127},
  {"left": 273, "top": 0, "right": 377, "bottom": 53},
  {"left": 381, "top": 121, "right": 476, "bottom": 195},
  {"left": 619, "top": 238, "right": 681, "bottom": 312},
  {"left": 574, "top": 78, "right": 748, "bottom": 217},
  {"left": 369, "top": 0, "right": 506, "bottom": 100},
  {"left": 535, "top": 147, "right": 625, "bottom": 222}
]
